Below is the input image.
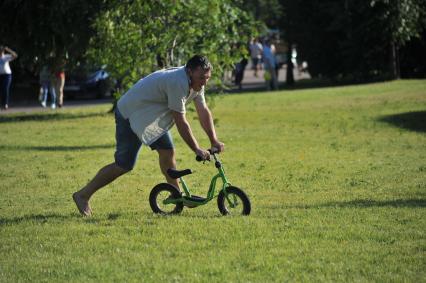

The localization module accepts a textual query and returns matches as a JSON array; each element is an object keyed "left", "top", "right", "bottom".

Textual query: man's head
[
  {"left": 0, "top": 46, "right": 5, "bottom": 54},
  {"left": 185, "top": 55, "right": 212, "bottom": 91}
]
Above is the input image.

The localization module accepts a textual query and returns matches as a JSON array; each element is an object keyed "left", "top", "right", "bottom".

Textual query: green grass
[{"left": 0, "top": 80, "right": 425, "bottom": 282}]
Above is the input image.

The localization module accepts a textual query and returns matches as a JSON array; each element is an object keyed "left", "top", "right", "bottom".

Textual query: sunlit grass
[{"left": 0, "top": 80, "right": 425, "bottom": 282}]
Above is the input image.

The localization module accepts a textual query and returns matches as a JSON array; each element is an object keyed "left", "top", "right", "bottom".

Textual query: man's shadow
[{"left": 378, "top": 110, "right": 426, "bottom": 133}]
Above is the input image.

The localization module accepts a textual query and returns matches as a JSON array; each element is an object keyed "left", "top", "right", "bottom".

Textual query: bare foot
[{"left": 72, "top": 192, "right": 92, "bottom": 216}]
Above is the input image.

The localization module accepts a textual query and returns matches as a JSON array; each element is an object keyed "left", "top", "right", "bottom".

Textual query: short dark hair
[{"left": 185, "top": 55, "right": 212, "bottom": 71}]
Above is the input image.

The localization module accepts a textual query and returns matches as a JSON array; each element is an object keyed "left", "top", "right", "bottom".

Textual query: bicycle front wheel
[{"left": 217, "top": 186, "right": 251, "bottom": 215}]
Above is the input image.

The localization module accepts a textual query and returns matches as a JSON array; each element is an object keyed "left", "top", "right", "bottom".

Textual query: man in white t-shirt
[
  {"left": 249, "top": 38, "right": 263, "bottom": 77},
  {"left": 73, "top": 55, "right": 224, "bottom": 216}
]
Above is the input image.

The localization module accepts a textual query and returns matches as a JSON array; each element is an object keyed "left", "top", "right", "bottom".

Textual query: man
[
  {"left": 72, "top": 55, "right": 224, "bottom": 216},
  {"left": 262, "top": 40, "right": 278, "bottom": 90},
  {"left": 249, "top": 37, "right": 263, "bottom": 77}
]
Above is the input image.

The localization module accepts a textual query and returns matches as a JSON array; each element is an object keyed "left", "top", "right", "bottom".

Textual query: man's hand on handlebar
[
  {"left": 195, "top": 148, "right": 210, "bottom": 161},
  {"left": 211, "top": 140, "right": 225, "bottom": 153}
]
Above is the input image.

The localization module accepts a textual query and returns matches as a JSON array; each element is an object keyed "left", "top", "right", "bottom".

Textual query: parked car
[{"left": 64, "top": 66, "right": 116, "bottom": 99}]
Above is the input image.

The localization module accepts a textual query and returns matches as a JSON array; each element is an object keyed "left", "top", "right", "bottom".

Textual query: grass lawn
[{"left": 0, "top": 80, "right": 425, "bottom": 282}]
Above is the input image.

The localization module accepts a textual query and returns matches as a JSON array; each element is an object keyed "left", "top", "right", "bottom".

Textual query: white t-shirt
[
  {"left": 249, "top": 42, "right": 263, "bottom": 59},
  {"left": 117, "top": 66, "right": 206, "bottom": 145},
  {"left": 0, "top": 54, "right": 13, "bottom": 74}
]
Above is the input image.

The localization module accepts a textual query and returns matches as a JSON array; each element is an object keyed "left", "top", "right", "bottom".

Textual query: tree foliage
[
  {"left": 280, "top": 0, "right": 426, "bottom": 80},
  {"left": 238, "top": 0, "right": 283, "bottom": 27},
  {"left": 87, "top": 0, "right": 260, "bottom": 94},
  {"left": 0, "top": 0, "right": 105, "bottom": 73}
]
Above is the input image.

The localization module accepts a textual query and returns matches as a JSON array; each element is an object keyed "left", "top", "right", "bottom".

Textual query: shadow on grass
[
  {"left": 286, "top": 198, "right": 426, "bottom": 209},
  {"left": 0, "top": 212, "right": 123, "bottom": 226},
  {"left": 378, "top": 111, "right": 426, "bottom": 133},
  {"left": 0, "top": 112, "right": 110, "bottom": 123},
  {"left": 0, "top": 144, "right": 113, "bottom": 151},
  {"left": 0, "top": 213, "right": 75, "bottom": 226}
]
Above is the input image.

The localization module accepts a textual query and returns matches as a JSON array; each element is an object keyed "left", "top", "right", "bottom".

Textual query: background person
[
  {"left": 39, "top": 65, "right": 57, "bottom": 109},
  {"left": 72, "top": 55, "right": 225, "bottom": 216},
  {"left": 54, "top": 58, "right": 66, "bottom": 108},
  {"left": 0, "top": 46, "right": 18, "bottom": 110},
  {"left": 262, "top": 40, "right": 278, "bottom": 90},
  {"left": 234, "top": 57, "right": 248, "bottom": 90},
  {"left": 249, "top": 37, "right": 263, "bottom": 77}
]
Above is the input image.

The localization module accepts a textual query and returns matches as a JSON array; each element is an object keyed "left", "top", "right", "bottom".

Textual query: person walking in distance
[
  {"left": 249, "top": 37, "right": 263, "bottom": 77},
  {"left": 0, "top": 45, "right": 18, "bottom": 110},
  {"left": 54, "top": 58, "right": 66, "bottom": 108}
]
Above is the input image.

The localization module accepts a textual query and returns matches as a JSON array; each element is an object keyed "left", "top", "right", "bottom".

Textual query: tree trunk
[
  {"left": 286, "top": 47, "right": 295, "bottom": 86},
  {"left": 389, "top": 42, "right": 400, "bottom": 79}
]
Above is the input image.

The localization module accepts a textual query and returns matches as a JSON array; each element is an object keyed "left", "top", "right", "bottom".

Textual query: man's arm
[
  {"left": 5, "top": 47, "right": 18, "bottom": 60},
  {"left": 171, "top": 111, "right": 210, "bottom": 159},
  {"left": 194, "top": 100, "right": 225, "bottom": 152}
]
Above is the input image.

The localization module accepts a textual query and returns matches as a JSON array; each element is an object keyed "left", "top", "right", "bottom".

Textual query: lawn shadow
[
  {"left": 0, "top": 112, "right": 110, "bottom": 123},
  {"left": 0, "top": 144, "right": 113, "bottom": 151},
  {"left": 0, "top": 212, "right": 123, "bottom": 226},
  {"left": 285, "top": 198, "right": 426, "bottom": 209},
  {"left": 0, "top": 213, "right": 76, "bottom": 226},
  {"left": 378, "top": 111, "right": 426, "bottom": 133}
]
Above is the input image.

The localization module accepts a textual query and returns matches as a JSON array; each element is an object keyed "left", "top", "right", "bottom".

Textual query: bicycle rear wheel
[{"left": 149, "top": 183, "right": 183, "bottom": 214}]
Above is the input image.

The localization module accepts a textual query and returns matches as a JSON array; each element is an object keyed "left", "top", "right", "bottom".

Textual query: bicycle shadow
[
  {"left": 284, "top": 198, "right": 426, "bottom": 209},
  {"left": 378, "top": 111, "right": 426, "bottom": 133},
  {"left": 0, "top": 112, "right": 110, "bottom": 123}
]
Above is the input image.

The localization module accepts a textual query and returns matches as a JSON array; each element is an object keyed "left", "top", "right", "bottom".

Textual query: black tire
[
  {"left": 149, "top": 183, "right": 183, "bottom": 214},
  {"left": 217, "top": 186, "right": 251, "bottom": 215}
]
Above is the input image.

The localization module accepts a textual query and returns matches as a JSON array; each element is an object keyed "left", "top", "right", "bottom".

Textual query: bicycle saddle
[{"left": 167, "top": 168, "right": 193, "bottom": 179}]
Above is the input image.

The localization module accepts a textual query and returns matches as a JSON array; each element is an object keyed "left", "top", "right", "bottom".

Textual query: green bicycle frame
[{"left": 164, "top": 153, "right": 232, "bottom": 206}]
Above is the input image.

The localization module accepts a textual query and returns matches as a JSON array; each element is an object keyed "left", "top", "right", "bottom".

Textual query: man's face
[{"left": 189, "top": 66, "right": 211, "bottom": 91}]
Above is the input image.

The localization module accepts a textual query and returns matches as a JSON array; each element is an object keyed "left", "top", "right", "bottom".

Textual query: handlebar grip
[
  {"left": 196, "top": 155, "right": 203, "bottom": 162},
  {"left": 209, "top": 147, "right": 220, "bottom": 154}
]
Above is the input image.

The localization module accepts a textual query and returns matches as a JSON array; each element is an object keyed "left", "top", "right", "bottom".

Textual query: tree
[
  {"left": 0, "top": 0, "right": 105, "bottom": 74},
  {"left": 86, "top": 0, "right": 260, "bottom": 96},
  {"left": 370, "top": 0, "right": 426, "bottom": 78},
  {"left": 238, "top": 0, "right": 283, "bottom": 27},
  {"left": 280, "top": 0, "right": 426, "bottom": 80}
]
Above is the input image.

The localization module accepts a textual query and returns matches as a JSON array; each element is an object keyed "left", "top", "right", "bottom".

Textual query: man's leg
[
  {"left": 56, "top": 76, "right": 65, "bottom": 107},
  {"left": 157, "top": 149, "right": 179, "bottom": 189},
  {"left": 73, "top": 162, "right": 129, "bottom": 216}
]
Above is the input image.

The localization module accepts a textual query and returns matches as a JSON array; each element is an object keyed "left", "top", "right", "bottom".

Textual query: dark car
[{"left": 64, "top": 66, "right": 116, "bottom": 99}]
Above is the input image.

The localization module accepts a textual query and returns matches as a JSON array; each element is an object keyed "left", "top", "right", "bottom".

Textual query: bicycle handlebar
[{"left": 195, "top": 148, "right": 220, "bottom": 162}]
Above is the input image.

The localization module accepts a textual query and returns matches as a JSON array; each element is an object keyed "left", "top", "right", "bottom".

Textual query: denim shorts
[{"left": 114, "top": 108, "right": 174, "bottom": 170}]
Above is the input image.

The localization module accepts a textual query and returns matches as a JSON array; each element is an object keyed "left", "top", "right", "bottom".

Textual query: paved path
[
  {"left": 232, "top": 63, "right": 310, "bottom": 91},
  {"left": 0, "top": 98, "right": 113, "bottom": 115}
]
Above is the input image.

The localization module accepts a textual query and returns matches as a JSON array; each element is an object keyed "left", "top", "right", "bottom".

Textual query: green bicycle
[{"left": 149, "top": 149, "right": 251, "bottom": 215}]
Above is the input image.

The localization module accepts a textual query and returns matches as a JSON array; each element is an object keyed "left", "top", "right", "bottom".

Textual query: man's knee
[{"left": 112, "top": 162, "right": 133, "bottom": 175}]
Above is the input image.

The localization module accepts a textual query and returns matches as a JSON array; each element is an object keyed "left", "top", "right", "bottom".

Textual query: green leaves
[
  {"left": 281, "top": 0, "right": 426, "bottom": 80},
  {"left": 86, "top": 0, "right": 259, "bottom": 97}
]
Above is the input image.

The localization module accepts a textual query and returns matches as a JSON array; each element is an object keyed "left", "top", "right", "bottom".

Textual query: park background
[{"left": 0, "top": 0, "right": 425, "bottom": 282}]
